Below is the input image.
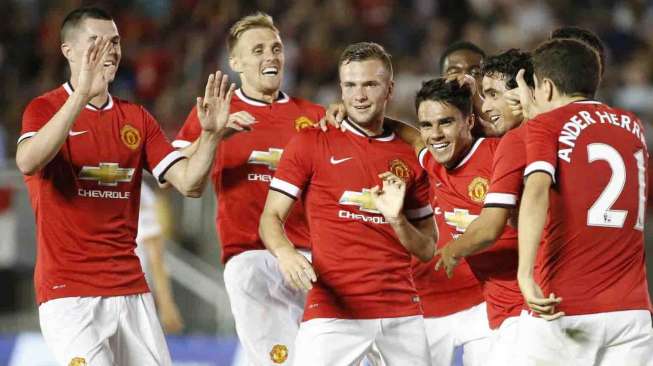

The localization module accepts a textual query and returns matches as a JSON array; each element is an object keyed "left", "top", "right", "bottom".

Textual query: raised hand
[
  {"left": 196, "top": 71, "right": 236, "bottom": 135},
  {"left": 506, "top": 68, "right": 538, "bottom": 120},
  {"left": 370, "top": 172, "right": 407, "bottom": 221},
  {"left": 77, "top": 36, "right": 112, "bottom": 99}
]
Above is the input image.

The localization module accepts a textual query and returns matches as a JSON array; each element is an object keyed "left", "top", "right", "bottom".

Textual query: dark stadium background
[{"left": 0, "top": 0, "right": 651, "bottom": 364}]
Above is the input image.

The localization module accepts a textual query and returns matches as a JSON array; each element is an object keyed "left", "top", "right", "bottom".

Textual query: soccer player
[
  {"left": 517, "top": 38, "right": 653, "bottom": 364},
  {"left": 440, "top": 41, "right": 498, "bottom": 138},
  {"left": 430, "top": 49, "right": 534, "bottom": 364},
  {"left": 260, "top": 42, "right": 435, "bottom": 366},
  {"left": 319, "top": 41, "right": 491, "bottom": 366},
  {"left": 16, "top": 7, "right": 235, "bottom": 365},
  {"left": 172, "top": 13, "right": 325, "bottom": 366}
]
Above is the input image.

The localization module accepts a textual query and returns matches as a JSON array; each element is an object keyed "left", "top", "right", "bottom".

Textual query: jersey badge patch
[
  {"left": 120, "top": 124, "right": 141, "bottom": 150},
  {"left": 389, "top": 158, "right": 412, "bottom": 181},
  {"left": 468, "top": 177, "right": 489, "bottom": 203},
  {"left": 270, "top": 344, "right": 289, "bottom": 364},
  {"left": 295, "top": 116, "right": 316, "bottom": 131}
]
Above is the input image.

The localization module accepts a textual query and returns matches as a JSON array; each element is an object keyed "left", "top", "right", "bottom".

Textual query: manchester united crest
[
  {"left": 389, "top": 158, "right": 412, "bottom": 181},
  {"left": 468, "top": 177, "right": 489, "bottom": 203},
  {"left": 294, "top": 116, "right": 316, "bottom": 131},
  {"left": 120, "top": 124, "right": 141, "bottom": 150},
  {"left": 68, "top": 358, "right": 87, "bottom": 366},
  {"left": 269, "top": 344, "right": 289, "bottom": 364}
]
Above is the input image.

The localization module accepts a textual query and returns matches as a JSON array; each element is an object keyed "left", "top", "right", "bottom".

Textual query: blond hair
[{"left": 228, "top": 12, "right": 279, "bottom": 54}]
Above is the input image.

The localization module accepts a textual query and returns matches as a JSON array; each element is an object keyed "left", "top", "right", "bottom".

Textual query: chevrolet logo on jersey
[
  {"left": 339, "top": 189, "right": 380, "bottom": 214},
  {"left": 248, "top": 148, "right": 283, "bottom": 170},
  {"left": 79, "top": 163, "right": 135, "bottom": 186},
  {"left": 444, "top": 208, "right": 479, "bottom": 233}
]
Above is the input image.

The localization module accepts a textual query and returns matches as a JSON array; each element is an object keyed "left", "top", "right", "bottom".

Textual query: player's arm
[
  {"left": 372, "top": 172, "right": 436, "bottom": 261},
  {"left": 436, "top": 207, "right": 510, "bottom": 277},
  {"left": 16, "top": 37, "right": 112, "bottom": 175},
  {"left": 259, "top": 190, "right": 317, "bottom": 291},
  {"left": 163, "top": 72, "right": 235, "bottom": 197},
  {"left": 518, "top": 172, "right": 562, "bottom": 319},
  {"left": 142, "top": 234, "right": 184, "bottom": 333}
]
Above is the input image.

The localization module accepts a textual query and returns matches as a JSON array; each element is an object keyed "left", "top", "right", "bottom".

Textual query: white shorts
[
  {"left": 423, "top": 302, "right": 491, "bottom": 366},
  {"left": 516, "top": 309, "right": 653, "bottom": 366},
  {"left": 39, "top": 293, "right": 171, "bottom": 366},
  {"left": 294, "top": 315, "right": 430, "bottom": 366},
  {"left": 484, "top": 316, "right": 519, "bottom": 366},
  {"left": 223, "top": 250, "right": 308, "bottom": 366}
]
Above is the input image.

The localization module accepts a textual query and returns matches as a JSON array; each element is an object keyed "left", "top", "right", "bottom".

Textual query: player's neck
[
  {"left": 241, "top": 84, "right": 279, "bottom": 104},
  {"left": 67, "top": 77, "right": 110, "bottom": 109},
  {"left": 546, "top": 95, "right": 588, "bottom": 113},
  {"left": 349, "top": 117, "right": 384, "bottom": 136}
]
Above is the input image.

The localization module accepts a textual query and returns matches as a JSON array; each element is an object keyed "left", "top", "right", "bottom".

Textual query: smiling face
[
  {"left": 339, "top": 59, "right": 393, "bottom": 127},
  {"left": 63, "top": 18, "right": 121, "bottom": 83},
  {"left": 417, "top": 100, "right": 474, "bottom": 169},
  {"left": 481, "top": 74, "right": 523, "bottom": 135},
  {"left": 230, "top": 27, "right": 284, "bottom": 95}
]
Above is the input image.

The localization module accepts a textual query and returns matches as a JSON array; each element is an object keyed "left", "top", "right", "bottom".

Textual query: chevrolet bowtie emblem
[
  {"left": 444, "top": 208, "right": 478, "bottom": 232},
  {"left": 248, "top": 148, "right": 283, "bottom": 170},
  {"left": 339, "top": 189, "right": 380, "bottom": 214},
  {"left": 79, "top": 163, "right": 135, "bottom": 186}
]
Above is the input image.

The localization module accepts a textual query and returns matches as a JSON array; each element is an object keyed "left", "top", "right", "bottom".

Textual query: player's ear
[
  {"left": 467, "top": 112, "right": 476, "bottom": 132},
  {"left": 228, "top": 55, "right": 240, "bottom": 73},
  {"left": 61, "top": 42, "right": 73, "bottom": 63},
  {"left": 387, "top": 79, "right": 394, "bottom": 99},
  {"left": 543, "top": 78, "right": 554, "bottom": 102}
]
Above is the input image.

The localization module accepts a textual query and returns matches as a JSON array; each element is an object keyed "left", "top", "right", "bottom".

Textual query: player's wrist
[{"left": 385, "top": 214, "right": 407, "bottom": 226}]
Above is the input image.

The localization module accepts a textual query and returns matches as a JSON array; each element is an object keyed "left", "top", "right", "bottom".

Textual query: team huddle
[{"left": 16, "top": 5, "right": 653, "bottom": 366}]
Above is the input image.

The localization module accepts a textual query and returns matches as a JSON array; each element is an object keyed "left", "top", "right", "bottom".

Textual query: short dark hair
[
  {"left": 61, "top": 7, "right": 113, "bottom": 42},
  {"left": 439, "top": 41, "right": 486, "bottom": 73},
  {"left": 339, "top": 42, "right": 393, "bottom": 77},
  {"left": 550, "top": 26, "right": 605, "bottom": 77},
  {"left": 532, "top": 38, "right": 600, "bottom": 98},
  {"left": 415, "top": 78, "right": 473, "bottom": 117},
  {"left": 481, "top": 49, "right": 534, "bottom": 89}
]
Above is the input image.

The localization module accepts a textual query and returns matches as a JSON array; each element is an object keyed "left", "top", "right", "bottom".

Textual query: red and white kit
[
  {"left": 520, "top": 100, "right": 653, "bottom": 365},
  {"left": 270, "top": 119, "right": 433, "bottom": 365},
  {"left": 174, "top": 89, "right": 324, "bottom": 366},
  {"left": 21, "top": 82, "right": 179, "bottom": 365}
]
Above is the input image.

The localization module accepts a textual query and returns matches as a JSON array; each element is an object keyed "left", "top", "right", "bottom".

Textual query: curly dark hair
[
  {"left": 480, "top": 49, "right": 534, "bottom": 89},
  {"left": 415, "top": 77, "right": 473, "bottom": 117}
]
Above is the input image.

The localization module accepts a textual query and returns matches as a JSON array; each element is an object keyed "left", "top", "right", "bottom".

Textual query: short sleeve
[
  {"left": 142, "top": 107, "right": 185, "bottom": 183},
  {"left": 269, "top": 132, "right": 316, "bottom": 199},
  {"left": 172, "top": 106, "right": 202, "bottom": 149},
  {"left": 485, "top": 130, "right": 526, "bottom": 208},
  {"left": 404, "top": 167, "right": 434, "bottom": 221},
  {"left": 524, "top": 118, "right": 558, "bottom": 182},
  {"left": 19, "top": 98, "right": 57, "bottom": 144}
]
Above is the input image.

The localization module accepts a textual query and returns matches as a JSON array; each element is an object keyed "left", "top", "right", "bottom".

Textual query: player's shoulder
[
  {"left": 288, "top": 95, "right": 325, "bottom": 112},
  {"left": 25, "top": 86, "right": 67, "bottom": 111}
]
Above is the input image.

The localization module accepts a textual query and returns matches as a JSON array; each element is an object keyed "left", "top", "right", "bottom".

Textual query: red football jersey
[
  {"left": 525, "top": 100, "right": 652, "bottom": 315},
  {"left": 418, "top": 138, "right": 523, "bottom": 328},
  {"left": 174, "top": 89, "right": 324, "bottom": 263},
  {"left": 484, "top": 126, "right": 527, "bottom": 209},
  {"left": 20, "top": 83, "right": 183, "bottom": 304},
  {"left": 270, "top": 119, "right": 433, "bottom": 320}
]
